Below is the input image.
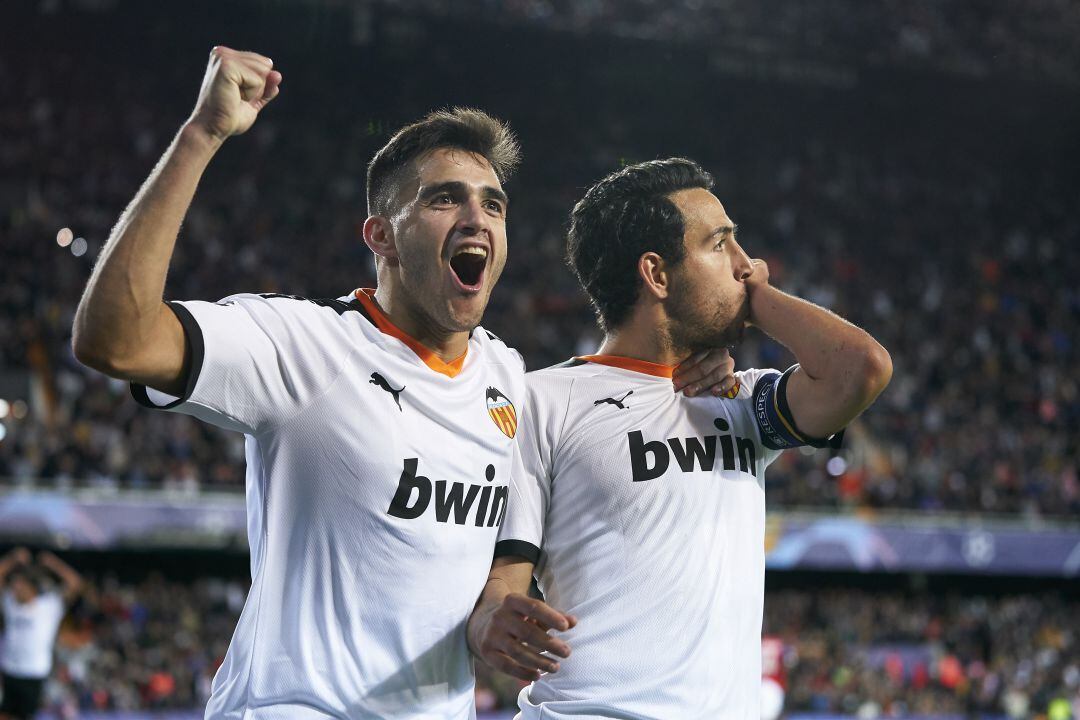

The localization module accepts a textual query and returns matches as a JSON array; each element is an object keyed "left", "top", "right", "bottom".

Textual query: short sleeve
[
  {"left": 494, "top": 380, "right": 554, "bottom": 565},
  {"left": 130, "top": 294, "right": 354, "bottom": 435}
]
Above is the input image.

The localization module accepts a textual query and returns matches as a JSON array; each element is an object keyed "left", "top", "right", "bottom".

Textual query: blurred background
[{"left": 0, "top": 0, "right": 1077, "bottom": 718}]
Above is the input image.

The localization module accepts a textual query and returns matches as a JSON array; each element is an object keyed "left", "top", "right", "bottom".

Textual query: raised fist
[{"left": 187, "top": 46, "right": 282, "bottom": 143}]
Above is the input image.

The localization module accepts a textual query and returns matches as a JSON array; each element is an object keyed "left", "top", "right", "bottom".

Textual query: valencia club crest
[{"left": 486, "top": 387, "right": 517, "bottom": 439}]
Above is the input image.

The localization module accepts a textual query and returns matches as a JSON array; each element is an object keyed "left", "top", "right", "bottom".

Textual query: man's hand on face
[
  {"left": 745, "top": 258, "right": 770, "bottom": 291},
  {"left": 187, "top": 46, "right": 282, "bottom": 144},
  {"left": 743, "top": 258, "right": 773, "bottom": 326},
  {"left": 473, "top": 592, "right": 576, "bottom": 682}
]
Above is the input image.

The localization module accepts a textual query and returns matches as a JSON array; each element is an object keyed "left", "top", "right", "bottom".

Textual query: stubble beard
[{"left": 668, "top": 288, "right": 746, "bottom": 355}]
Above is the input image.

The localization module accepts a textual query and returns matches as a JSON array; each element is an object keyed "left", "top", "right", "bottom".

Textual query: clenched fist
[{"left": 187, "top": 46, "right": 282, "bottom": 143}]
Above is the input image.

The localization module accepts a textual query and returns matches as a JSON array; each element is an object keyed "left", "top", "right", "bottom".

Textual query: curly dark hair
[
  {"left": 566, "top": 157, "right": 714, "bottom": 332},
  {"left": 366, "top": 107, "right": 520, "bottom": 217}
]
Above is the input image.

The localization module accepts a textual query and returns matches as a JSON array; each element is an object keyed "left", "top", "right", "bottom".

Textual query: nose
[
  {"left": 456, "top": 195, "right": 490, "bottom": 237},
  {"left": 730, "top": 238, "right": 753, "bottom": 280}
]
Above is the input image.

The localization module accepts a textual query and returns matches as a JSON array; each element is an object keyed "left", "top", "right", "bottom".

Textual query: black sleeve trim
[
  {"left": 776, "top": 365, "right": 845, "bottom": 449},
  {"left": 130, "top": 301, "right": 205, "bottom": 410},
  {"left": 494, "top": 539, "right": 541, "bottom": 565}
]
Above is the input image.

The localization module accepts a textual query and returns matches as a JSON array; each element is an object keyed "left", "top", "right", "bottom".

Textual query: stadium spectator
[
  {"left": 27, "top": 575, "right": 1080, "bottom": 717},
  {"left": 0, "top": 548, "right": 83, "bottom": 720}
]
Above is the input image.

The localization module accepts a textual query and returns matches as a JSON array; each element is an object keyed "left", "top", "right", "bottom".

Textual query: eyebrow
[
  {"left": 418, "top": 180, "right": 509, "bottom": 207},
  {"left": 709, "top": 223, "right": 738, "bottom": 239}
]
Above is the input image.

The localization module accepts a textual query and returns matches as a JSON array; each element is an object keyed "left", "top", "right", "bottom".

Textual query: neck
[
  {"left": 595, "top": 314, "right": 688, "bottom": 368},
  {"left": 371, "top": 285, "right": 469, "bottom": 362}
]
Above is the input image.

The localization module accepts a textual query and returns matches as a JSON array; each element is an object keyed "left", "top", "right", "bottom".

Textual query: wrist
[
  {"left": 746, "top": 282, "right": 781, "bottom": 327},
  {"left": 466, "top": 605, "right": 492, "bottom": 657},
  {"left": 178, "top": 120, "right": 227, "bottom": 155}
]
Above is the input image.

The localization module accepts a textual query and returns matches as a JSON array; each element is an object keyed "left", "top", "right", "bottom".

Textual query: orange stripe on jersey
[
  {"left": 354, "top": 289, "right": 467, "bottom": 378},
  {"left": 577, "top": 354, "right": 676, "bottom": 379}
]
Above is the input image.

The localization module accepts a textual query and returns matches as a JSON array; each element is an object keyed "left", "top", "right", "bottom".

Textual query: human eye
[{"left": 484, "top": 199, "right": 505, "bottom": 214}]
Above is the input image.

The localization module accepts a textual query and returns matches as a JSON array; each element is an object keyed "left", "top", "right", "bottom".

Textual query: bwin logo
[
  {"left": 628, "top": 418, "right": 758, "bottom": 482},
  {"left": 387, "top": 459, "right": 508, "bottom": 527}
]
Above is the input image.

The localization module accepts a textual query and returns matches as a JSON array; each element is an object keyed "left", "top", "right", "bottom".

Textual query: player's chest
[
  {"left": 295, "top": 355, "right": 522, "bottom": 531},
  {"left": 557, "top": 391, "right": 764, "bottom": 507},
  {"left": 340, "top": 357, "right": 520, "bottom": 449}
]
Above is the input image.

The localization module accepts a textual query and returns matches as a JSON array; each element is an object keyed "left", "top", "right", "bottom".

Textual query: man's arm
[
  {"left": 745, "top": 260, "right": 892, "bottom": 438},
  {"left": 71, "top": 47, "right": 281, "bottom": 395},
  {"left": 467, "top": 557, "right": 576, "bottom": 682},
  {"left": 0, "top": 547, "right": 31, "bottom": 587},
  {"left": 37, "top": 551, "right": 83, "bottom": 603}
]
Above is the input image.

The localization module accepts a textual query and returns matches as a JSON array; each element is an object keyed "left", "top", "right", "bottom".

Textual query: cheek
[{"left": 490, "top": 234, "right": 508, "bottom": 274}]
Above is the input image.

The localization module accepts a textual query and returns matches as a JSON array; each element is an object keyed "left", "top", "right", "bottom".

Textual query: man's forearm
[
  {"left": 39, "top": 552, "right": 83, "bottom": 595},
  {"left": 0, "top": 556, "right": 16, "bottom": 584},
  {"left": 749, "top": 283, "right": 888, "bottom": 385},
  {"left": 72, "top": 122, "right": 221, "bottom": 367}
]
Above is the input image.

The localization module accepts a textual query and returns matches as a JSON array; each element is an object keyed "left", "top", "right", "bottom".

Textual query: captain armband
[{"left": 753, "top": 365, "right": 844, "bottom": 451}]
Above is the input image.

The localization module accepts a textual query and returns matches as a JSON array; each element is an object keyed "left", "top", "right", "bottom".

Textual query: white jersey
[
  {"left": 1, "top": 590, "right": 65, "bottom": 679},
  {"left": 498, "top": 355, "right": 831, "bottom": 720},
  {"left": 132, "top": 289, "right": 525, "bottom": 720}
]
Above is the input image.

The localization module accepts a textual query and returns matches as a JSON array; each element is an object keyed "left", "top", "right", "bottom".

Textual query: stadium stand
[
  {"left": 2, "top": 0, "right": 1076, "bottom": 516},
  {"left": 9, "top": 572, "right": 1072, "bottom": 716}
]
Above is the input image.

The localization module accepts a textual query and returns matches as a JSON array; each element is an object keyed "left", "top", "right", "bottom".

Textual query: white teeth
[{"left": 454, "top": 246, "right": 488, "bottom": 258}]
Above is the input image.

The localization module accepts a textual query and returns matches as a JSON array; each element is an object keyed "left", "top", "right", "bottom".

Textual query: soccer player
[
  {"left": 468, "top": 158, "right": 893, "bottom": 719},
  {"left": 0, "top": 548, "right": 83, "bottom": 720},
  {"left": 71, "top": 50, "right": 736, "bottom": 718}
]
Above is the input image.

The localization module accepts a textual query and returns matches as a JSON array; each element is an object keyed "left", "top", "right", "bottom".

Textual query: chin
[{"left": 446, "top": 297, "right": 488, "bottom": 332}]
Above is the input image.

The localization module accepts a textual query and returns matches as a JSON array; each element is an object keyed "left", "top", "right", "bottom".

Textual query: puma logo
[
  {"left": 594, "top": 390, "right": 634, "bottom": 410},
  {"left": 370, "top": 372, "right": 405, "bottom": 411}
]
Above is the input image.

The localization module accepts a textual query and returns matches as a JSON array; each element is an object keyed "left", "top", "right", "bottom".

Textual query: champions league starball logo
[{"left": 485, "top": 387, "right": 517, "bottom": 439}]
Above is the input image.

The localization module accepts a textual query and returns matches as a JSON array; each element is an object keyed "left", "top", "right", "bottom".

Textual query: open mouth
[{"left": 449, "top": 246, "right": 488, "bottom": 290}]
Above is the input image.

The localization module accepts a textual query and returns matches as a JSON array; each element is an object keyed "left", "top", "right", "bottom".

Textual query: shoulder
[
  {"left": 732, "top": 367, "right": 783, "bottom": 400},
  {"left": 42, "top": 591, "right": 65, "bottom": 609},
  {"left": 210, "top": 292, "right": 368, "bottom": 321},
  {"left": 473, "top": 325, "right": 526, "bottom": 373},
  {"left": 177, "top": 291, "right": 379, "bottom": 348},
  {"left": 526, "top": 358, "right": 594, "bottom": 389},
  {"left": 523, "top": 359, "right": 598, "bottom": 414}
]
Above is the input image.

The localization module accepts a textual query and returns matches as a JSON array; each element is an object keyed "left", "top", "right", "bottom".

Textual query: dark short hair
[
  {"left": 366, "top": 108, "right": 521, "bottom": 216},
  {"left": 566, "top": 157, "right": 714, "bottom": 332}
]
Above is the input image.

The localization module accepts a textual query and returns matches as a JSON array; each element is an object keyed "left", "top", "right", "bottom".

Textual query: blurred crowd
[
  {"left": 37, "top": 574, "right": 241, "bottom": 714},
  {"left": 766, "top": 590, "right": 1079, "bottom": 719},
  {"left": 0, "top": 0, "right": 1077, "bottom": 518},
  {"left": 14, "top": 575, "right": 1075, "bottom": 718},
  {"left": 392, "top": 0, "right": 1080, "bottom": 85}
]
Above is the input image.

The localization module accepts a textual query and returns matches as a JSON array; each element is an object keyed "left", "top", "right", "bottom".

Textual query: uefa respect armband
[{"left": 753, "top": 365, "right": 844, "bottom": 451}]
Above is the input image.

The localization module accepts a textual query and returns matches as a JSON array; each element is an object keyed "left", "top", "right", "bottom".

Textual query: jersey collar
[
  {"left": 353, "top": 289, "right": 467, "bottom": 378},
  {"left": 576, "top": 354, "right": 675, "bottom": 379}
]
